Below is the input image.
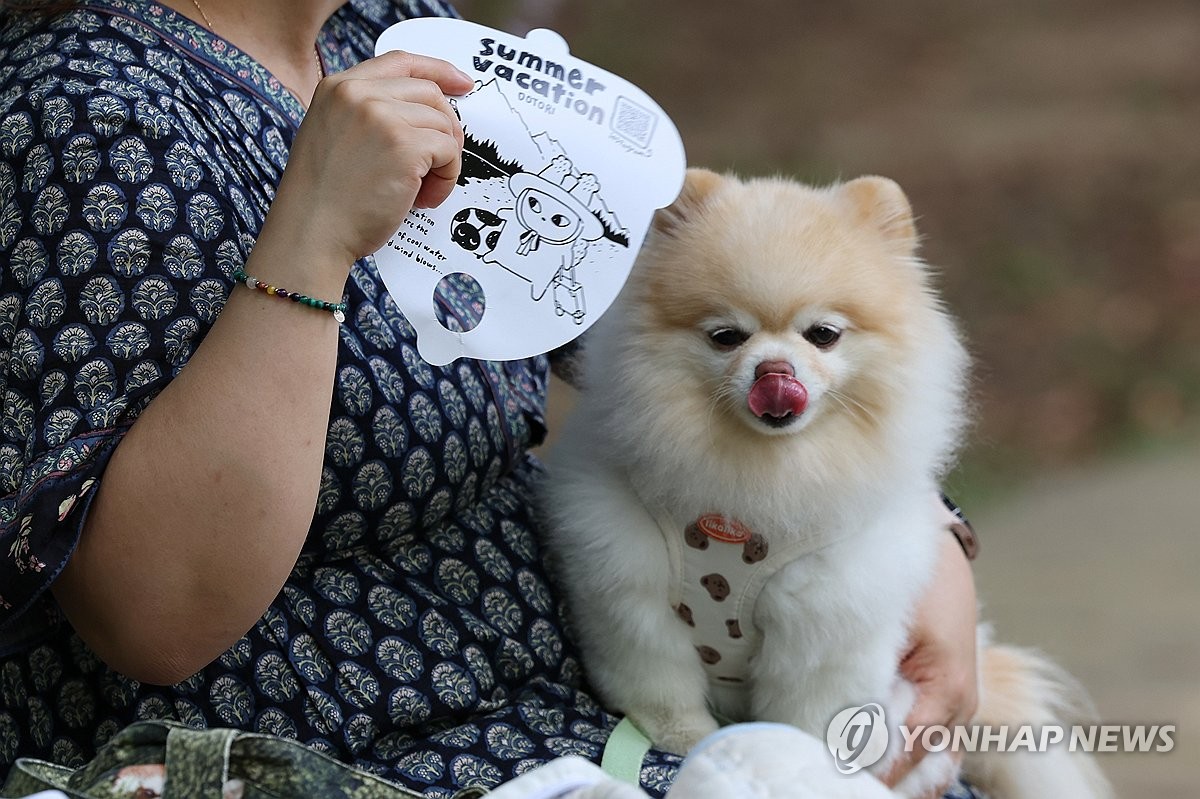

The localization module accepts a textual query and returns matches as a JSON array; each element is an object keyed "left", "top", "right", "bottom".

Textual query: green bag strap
[
  {"left": 1, "top": 760, "right": 77, "bottom": 798},
  {"left": 599, "top": 717, "right": 652, "bottom": 786},
  {"left": 163, "top": 725, "right": 237, "bottom": 799},
  {"left": 232, "top": 735, "right": 427, "bottom": 798},
  {"left": 1, "top": 720, "right": 431, "bottom": 799}
]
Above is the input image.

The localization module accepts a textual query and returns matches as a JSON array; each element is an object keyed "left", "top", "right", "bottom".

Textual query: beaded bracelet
[{"left": 232, "top": 268, "right": 348, "bottom": 323}]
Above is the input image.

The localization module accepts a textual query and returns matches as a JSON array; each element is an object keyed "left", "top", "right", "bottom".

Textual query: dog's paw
[
  {"left": 629, "top": 708, "right": 720, "bottom": 756},
  {"left": 892, "top": 751, "right": 959, "bottom": 799}
]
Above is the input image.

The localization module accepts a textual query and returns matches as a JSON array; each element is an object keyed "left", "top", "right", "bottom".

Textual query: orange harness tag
[{"left": 694, "top": 514, "right": 753, "bottom": 544}]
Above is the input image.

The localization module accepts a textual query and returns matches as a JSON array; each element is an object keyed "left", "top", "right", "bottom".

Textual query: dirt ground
[{"left": 971, "top": 446, "right": 1200, "bottom": 797}]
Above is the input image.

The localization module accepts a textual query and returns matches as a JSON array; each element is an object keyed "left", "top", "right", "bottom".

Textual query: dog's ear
[
  {"left": 840, "top": 176, "right": 917, "bottom": 252},
  {"left": 653, "top": 168, "right": 724, "bottom": 235}
]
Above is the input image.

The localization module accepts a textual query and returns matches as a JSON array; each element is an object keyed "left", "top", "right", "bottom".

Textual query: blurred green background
[{"left": 458, "top": 2, "right": 1199, "bottom": 795}]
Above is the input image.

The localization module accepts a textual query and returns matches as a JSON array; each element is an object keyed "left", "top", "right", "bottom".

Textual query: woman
[{"left": 0, "top": 1, "right": 982, "bottom": 796}]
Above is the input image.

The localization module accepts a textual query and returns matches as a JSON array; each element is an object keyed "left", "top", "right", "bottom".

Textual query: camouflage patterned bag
[{"left": 1, "top": 720, "right": 435, "bottom": 799}]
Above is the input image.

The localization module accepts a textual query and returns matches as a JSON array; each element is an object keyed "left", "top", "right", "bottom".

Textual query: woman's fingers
[
  {"left": 410, "top": 126, "right": 465, "bottom": 209},
  {"left": 272, "top": 50, "right": 470, "bottom": 266},
  {"left": 334, "top": 49, "right": 474, "bottom": 96}
]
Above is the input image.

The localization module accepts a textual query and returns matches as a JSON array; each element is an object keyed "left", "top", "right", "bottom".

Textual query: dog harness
[
  {"left": 650, "top": 495, "right": 966, "bottom": 713},
  {"left": 650, "top": 509, "right": 831, "bottom": 709}
]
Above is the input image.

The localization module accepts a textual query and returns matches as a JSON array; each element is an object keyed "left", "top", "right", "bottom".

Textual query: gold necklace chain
[
  {"left": 187, "top": 0, "right": 325, "bottom": 81},
  {"left": 187, "top": 0, "right": 214, "bottom": 29}
]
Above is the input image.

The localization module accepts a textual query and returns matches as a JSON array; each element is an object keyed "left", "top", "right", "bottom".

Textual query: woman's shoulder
[
  {"left": 0, "top": 4, "right": 175, "bottom": 78},
  {"left": 0, "top": 7, "right": 200, "bottom": 145}
]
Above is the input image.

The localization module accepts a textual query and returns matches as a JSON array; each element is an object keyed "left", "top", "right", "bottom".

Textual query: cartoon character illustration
[{"left": 451, "top": 155, "right": 609, "bottom": 324}]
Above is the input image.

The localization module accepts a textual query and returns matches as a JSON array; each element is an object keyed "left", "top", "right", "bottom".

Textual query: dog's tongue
[{"left": 748, "top": 373, "right": 809, "bottom": 419}]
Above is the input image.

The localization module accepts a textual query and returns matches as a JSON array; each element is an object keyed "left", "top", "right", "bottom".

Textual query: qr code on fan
[{"left": 611, "top": 96, "right": 658, "bottom": 149}]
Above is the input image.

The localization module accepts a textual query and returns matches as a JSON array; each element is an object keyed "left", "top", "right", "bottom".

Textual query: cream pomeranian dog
[{"left": 540, "top": 170, "right": 1110, "bottom": 798}]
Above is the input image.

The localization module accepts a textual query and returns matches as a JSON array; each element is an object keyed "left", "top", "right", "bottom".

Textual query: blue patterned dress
[{"left": 0, "top": 3, "right": 985, "bottom": 797}]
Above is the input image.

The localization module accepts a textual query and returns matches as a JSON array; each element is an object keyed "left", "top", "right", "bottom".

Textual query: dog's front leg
[
  {"left": 572, "top": 558, "right": 719, "bottom": 754},
  {"left": 749, "top": 552, "right": 907, "bottom": 740},
  {"left": 546, "top": 471, "right": 719, "bottom": 755}
]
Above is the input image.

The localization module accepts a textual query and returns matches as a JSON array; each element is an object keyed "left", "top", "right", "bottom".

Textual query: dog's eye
[
  {"left": 708, "top": 328, "right": 750, "bottom": 349},
  {"left": 804, "top": 324, "right": 842, "bottom": 349}
]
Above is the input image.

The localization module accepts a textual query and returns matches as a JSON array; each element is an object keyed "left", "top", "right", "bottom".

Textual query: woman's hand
[
  {"left": 268, "top": 50, "right": 474, "bottom": 281},
  {"left": 881, "top": 523, "right": 979, "bottom": 796}
]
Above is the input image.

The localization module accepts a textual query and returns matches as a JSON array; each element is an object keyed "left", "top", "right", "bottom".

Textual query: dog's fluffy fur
[{"left": 541, "top": 170, "right": 1110, "bottom": 798}]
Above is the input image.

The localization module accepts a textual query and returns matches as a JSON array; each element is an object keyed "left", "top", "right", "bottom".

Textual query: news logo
[{"left": 826, "top": 703, "right": 890, "bottom": 774}]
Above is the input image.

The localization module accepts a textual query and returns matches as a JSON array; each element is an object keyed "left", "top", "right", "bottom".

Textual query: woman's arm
[
  {"left": 51, "top": 52, "right": 473, "bottom": 685},
  {"left": 882, "top": 528, "right": 979, "bottom": 793}
]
